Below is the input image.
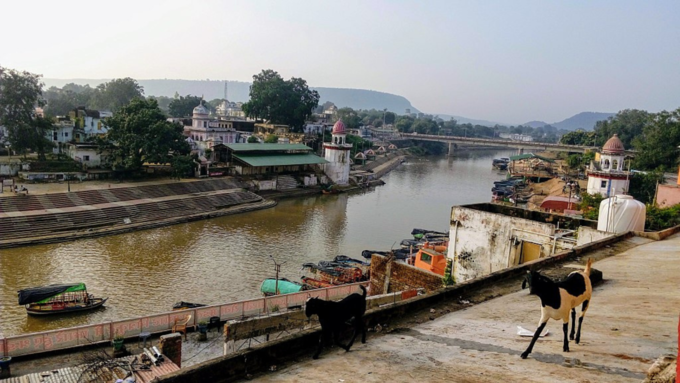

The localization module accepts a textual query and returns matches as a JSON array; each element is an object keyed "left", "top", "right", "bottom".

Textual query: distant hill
[
  {"left": 523, "top": 112, "right": 615, "bottom": 131},
  {"left": 430, "top": 113, "right": 509, "bottom": 127},
  {"left": 551, "top": 112, "right": 615, "bottom": 131},
  {"left": 523, "top": 120, "right": 550, "bottom": 128},
  {"left": 42, "top": 78, "right": 420, "bottom": 114}
]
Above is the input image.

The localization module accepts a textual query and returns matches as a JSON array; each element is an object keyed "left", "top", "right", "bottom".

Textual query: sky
[{"left": 1, "top": 0, "right": 679, "bottom": 124}]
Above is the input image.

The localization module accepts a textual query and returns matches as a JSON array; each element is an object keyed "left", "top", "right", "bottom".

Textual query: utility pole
[{"left": 269, "top": 255, "right": 285, "bottom": 295}]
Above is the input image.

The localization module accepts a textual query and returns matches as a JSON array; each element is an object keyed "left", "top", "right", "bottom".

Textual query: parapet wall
[{"left": 369, "top": 254, "right": 444, "bottom": 295}]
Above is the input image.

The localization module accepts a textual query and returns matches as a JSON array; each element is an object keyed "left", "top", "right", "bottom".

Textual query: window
[
  {"left": 603, "top": 159, "right": 610, "bottom": 169},
  {"left": 83, "top": 155, "right": 90, "bottom": 161},
  {"left": 53, "top": 132, "right": 58, "bottom": 140},
  {"left": 601, "top": 180, "right": 607, "bottom": 188},
  {"left": 64, "top": 132, "right": 69, "bottom": 138},
  {"left": 420, "top": 253, "right": 432, "bottom": 264},
  {"left": 203, "top": 121, "right": 207, "bottom": 128},
  {"left": 612, "top": 159, "right": 618, "bottom": 170}
]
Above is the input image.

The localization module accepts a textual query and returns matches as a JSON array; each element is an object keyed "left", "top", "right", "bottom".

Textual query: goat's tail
[
  {"left": 359, "top": 285, "right": 367, "bottom": 298},
  {"left": 584, "top": 258, "right": 593, "bottom": 276}
]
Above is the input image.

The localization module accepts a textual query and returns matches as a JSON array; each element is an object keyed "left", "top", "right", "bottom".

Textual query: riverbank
[{"left": 0, "top": 154, "right": 407, "bottom": 249}]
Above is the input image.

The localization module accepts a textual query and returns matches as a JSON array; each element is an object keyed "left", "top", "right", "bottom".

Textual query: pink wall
[{"left": 656, "top": 184, "right": 680, "bottom": 208}]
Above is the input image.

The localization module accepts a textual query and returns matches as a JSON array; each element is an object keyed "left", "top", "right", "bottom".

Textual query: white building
[
  {"left": 323, "top": 120, "right": 352, "bottom": 185},
  {"left": 586, "top": 134, "right": 630, "bottom": 197},
  {"left": 66, "top": 143, "right": 107, "bottom": 168},
  {"left": 216, "top": 100, "right": 245, "bottom": 118},
  {"left": 181, "top": 101, "right": 239, "bottom": 156},
  {"left": 79, "top": 109, "right": 112, "bottom": 137}
]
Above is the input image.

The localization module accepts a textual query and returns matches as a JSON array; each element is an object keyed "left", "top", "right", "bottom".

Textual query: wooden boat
[
  {"left": 172, "top": 301, "right": 207, "bottom": 311},
  {"left": 301, "top": 277, "right": 334, "bottom": 289},
  {"left": 260, "top": 278, "right": 307, "bottom": 296},
  {"left": 18, "top": 283, "right": 107, "bottom": 316}
]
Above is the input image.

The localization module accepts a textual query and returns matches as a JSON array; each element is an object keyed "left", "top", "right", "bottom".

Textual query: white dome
[{"left": 193, "top": 102, "right": 209, "bottom": 116}]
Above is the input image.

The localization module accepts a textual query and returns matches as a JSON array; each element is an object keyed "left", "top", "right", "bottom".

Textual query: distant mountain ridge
[
  {"left": 523, "top": 112, "right": 615, "bottom": 131},
  {"left": 42, "top": 79, "right": 615, "bottom": 129},
  {"left": 429, "top": 113, "right": 509, "bottom": 127},
  {"left": 42, "top": 78, "right": 420, "bottom": 114}
]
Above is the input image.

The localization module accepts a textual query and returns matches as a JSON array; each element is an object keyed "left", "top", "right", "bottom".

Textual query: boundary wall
[{"left": 0, "top": 283, "right": 367, "bottom": 359}]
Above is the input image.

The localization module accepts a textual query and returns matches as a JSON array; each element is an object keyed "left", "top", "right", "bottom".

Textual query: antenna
[{"left": 224, "top": 81, "right": 228, "bottom": 101}]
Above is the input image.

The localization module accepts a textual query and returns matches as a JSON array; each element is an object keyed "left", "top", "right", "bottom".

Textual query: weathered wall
[
  {"left": 370, "top": 254, "right": 443, "bottom": 294},
  {"left": 449, "top": 206, "right": 555, "bottom": 282},
  {"left": 577, "top": 226, "right": 614, "bottom": 246}
]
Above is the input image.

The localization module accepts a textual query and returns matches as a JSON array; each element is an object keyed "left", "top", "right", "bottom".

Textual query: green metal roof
[
  {"left": 225, "top": 143, "right": 312, "bottom": 152},
  {"left": 233, "top": 153, "right": 328, "bottom": 167},
  {"left": 509, "top": 153, "right": 555, "bottom": 163}
]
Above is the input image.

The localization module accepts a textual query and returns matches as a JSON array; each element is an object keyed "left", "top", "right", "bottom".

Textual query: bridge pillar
[{"left": 448, "top": 142, "right": 455, "bottom": 157}]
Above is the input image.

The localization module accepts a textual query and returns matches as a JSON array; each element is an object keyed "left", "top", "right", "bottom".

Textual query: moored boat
[
  {"left": 260, "top": 278, "right": 307, "bottom": 296},
  {"left": 18, "top": 283, "right": 107, "bottom": 316},
  {"left": 172, "top": 301, "right": 207, "bottom": 310}
]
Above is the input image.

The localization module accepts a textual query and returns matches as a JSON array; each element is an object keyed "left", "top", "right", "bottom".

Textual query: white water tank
[{"left": 597, "top": 195, "right": 646, "bottom": 233}]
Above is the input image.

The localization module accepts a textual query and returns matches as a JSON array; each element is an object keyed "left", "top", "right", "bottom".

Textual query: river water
[{"left": 0, "top": 150, "right": 514, "bottom": 336}]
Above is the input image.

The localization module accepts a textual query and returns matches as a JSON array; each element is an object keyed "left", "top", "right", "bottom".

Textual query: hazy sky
[{"left": 1, "top": 0, "right": 678, "bottom": 123}]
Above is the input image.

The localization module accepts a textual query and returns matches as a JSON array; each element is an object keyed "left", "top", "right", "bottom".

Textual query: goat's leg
[
  {"left": 569, "top": 308, "right": 576, "bottom": 340},
  {"left": 333, "top": 329, "right": 351, "bottom": 351},
  {"left": 562, "top": 321, "right": 570, "bottom": 352},
  {"left": 360, "top": 317, "right": 366, "bottom": 344},
  {"left": 521, "top": 321, "right": 547, "bottom": 359},
  {"left": 575, "top": 300, "right": 590, "bottom": 344},
  {"left": 345, "top": 319, "right": 362, "bottom": 351},
  {"left": 313, "top": 330, "right": 326, "bottom": 359}
]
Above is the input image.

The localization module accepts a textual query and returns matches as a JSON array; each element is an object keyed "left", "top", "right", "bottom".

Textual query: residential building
[{"left": 65, "top": 143, "right": 108, "bottom": 168}]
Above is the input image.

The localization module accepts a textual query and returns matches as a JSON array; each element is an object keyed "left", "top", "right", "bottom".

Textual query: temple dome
[
  {"left": 332, "top": 119, "right": 346, "bottom": 134},
  {"left": 602, "top": 134, "right": 625, "bottom": 155},
  {"left": 193, "top": 102, "right": 209, "bottom": 116}
]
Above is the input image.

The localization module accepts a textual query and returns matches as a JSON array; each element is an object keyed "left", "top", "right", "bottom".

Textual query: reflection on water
[{"left": 0, "top": 150, "right": 514, "bottom": 335}]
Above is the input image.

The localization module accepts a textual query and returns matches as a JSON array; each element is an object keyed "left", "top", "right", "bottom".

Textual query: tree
[
  {"left": 384, "top": 111, "right": 396, "bottom": 125},
  {"left": 90, "top": 78, "right": 144, "bottom": 112},
  {"left": 632, "top": 108, "right": 680, "bottom": 171},
  {"left": 395, "top": 115, "right": 415, "bottom": 133},
  {"left": 247, "top": 135, "right": 259, "bottom": 143},
  {"left": 43, "top": 84, "right": 94, "bottom": 117},
  {"left": 98, "top": 98, "right": 190, "bottom": 174},
  {"left": 0, "top": 66, "right": 54, "bottom": 159},
  {"left": 559, "top": 130, "right": 597, "bottom": 146},
  {"left": 242, "top": 70, "right": 319, "bottom": 131},
  {"left": 593, "top": 109, "right": 649, "bottom": 148},
  {"left": 149, "top": 95, "right": 173, "bottom": 114},
  {"left": 168, "top": 94, "right": 204, "bottom": 118},
  {"left": 336, "top": 108, "right": 361, "bottom": 130},
  {"left": 264, "top": 134, "right": 279, "bottom": 143},
  {"left": 628, "top": 170, "right": 664, "bottom": 204}
]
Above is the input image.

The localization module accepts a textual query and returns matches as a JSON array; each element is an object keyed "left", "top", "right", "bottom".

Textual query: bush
[
  {"left": 646, "top": 204, "right": 680, "bottom": 231},
  {"left": 579, "top": 192, "right": 604, "bottom": 220}
]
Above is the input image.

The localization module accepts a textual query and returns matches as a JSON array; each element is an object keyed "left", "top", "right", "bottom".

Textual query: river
[{"left": 0, "top": 149, "right": 515, "bottom": 336}]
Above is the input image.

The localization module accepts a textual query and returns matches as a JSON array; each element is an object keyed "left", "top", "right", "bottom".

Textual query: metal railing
[{"left": 1, "top": 282, "right": 369, "bottom": 358}]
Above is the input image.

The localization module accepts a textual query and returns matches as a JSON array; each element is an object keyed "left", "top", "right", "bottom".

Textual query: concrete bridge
[{"left": 399, "top": 133, "right": 636, "bottom": 156}]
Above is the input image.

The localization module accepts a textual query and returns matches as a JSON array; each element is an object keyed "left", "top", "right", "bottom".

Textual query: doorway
[{"left": 521, "top": 241, "right": 541, "bottom": 263}]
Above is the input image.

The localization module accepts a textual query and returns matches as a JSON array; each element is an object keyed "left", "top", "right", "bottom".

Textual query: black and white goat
[
  {"left": 520, "top": 258, "right": 593, "bottom": 359},
  {"left": 305, "top": 285, "right": 367, "bottom": 359}
]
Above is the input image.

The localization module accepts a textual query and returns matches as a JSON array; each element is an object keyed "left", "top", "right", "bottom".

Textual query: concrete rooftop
[{"left": 252, "top": 234, "right": 679, "bottom": 383}]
